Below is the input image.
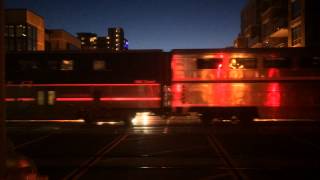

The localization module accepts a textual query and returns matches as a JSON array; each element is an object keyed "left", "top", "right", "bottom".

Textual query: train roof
[
  {"left": 6, "top": 48, "right": 320, "bottom": 56},
  {"left": 170, "top": 48, "right": 320, "bottom": 54},
  {"left": 6, "top": 49, "right": 166, "bottom": 56}
]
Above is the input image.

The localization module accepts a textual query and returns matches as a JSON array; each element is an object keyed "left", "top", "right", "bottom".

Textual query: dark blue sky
[{"left": 5, "top": 0, "right": 246, "bottom": 50}]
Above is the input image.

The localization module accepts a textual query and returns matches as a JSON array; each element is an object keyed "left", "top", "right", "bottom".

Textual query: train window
[
  {"left": 37, "top": 91, "right": 45, "bottom": 106},
  {"left": 229, "top": 58, "right": 257, "bottom": 69},
  {"left": 61, "top": 59, "right": 74, "bottom": 71},
  {"left": 263, "top": 58, "right": 291, "bottom": 68},
  {"left": 196, "top": 58, "right": 223, "bottom": 69},
  {"left": 299, "top": 57, "right": 320, "bottom": 68},
  {"left": 48, "top": 91, "right": 56, "bottom": 105},
  {"left": 93, "top": 60, "right": 106, "bottom": 71}
]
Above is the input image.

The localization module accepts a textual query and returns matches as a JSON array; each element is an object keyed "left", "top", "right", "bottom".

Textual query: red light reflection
[
  {"left": 171, "top": 84, "right": 183, "bottom": 106},
  {"left": 267, "top": 68, "right": 280, "bottom": 78},
  {"left": 6, "top": 83, "right": 160, "bottom": 87},
  {"left": 100, "top": 97, "right": 160, "bottom": 101},
  {"left": 5, "top": 98, "right": 35, "bottom": 102},
  {"left": 56, "top": 98, "right": 94, "bottom": 102},
  {"left": 55, "top": 97, "right": 161, "bottom": 102},
  {"left": 265, "top": 83, "right": 281, "bottom": 107}
]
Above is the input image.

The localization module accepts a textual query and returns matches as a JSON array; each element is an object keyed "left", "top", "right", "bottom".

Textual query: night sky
[{"left": 5, "top": 0, "right": 246, "bottom": 50}]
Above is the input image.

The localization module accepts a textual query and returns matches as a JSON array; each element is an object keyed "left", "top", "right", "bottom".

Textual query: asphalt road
[{"left": 6, "top": 116, "right": 320, "bottom": 180}]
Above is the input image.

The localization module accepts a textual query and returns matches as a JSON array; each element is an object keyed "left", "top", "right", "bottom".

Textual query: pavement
[{"left": 5, "top": 115, "right": 320, "bottom": 180}]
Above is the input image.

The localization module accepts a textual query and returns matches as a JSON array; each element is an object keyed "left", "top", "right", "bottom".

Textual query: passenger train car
[
  {"left": 5, "top": 50, "right": 171, "bottom": 123},
  {"left": 5, "top": 48, "right": 320, "bottom": 123},
  {"left": 171, "top": 48, "right": 320, "bottom": 122}
]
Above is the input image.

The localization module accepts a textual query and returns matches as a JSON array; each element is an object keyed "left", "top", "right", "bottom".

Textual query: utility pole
[{"left": 0, "top": 0, "right": 7, "bottom": 178}]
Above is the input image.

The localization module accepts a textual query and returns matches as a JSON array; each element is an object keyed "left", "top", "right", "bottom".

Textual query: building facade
[
  {"left": 76, "top": 28, "right": 128, "bottom": 51},
  {"left": 4, "top": 9, "right": 45, "bottom": 51},
  {"left": 238, "top": 0, "right": 262, "bottom": 48},
  {"left": 77, "top": 32, "right": 97, "bottom": 49},
  {"left": 288, "top": 0, "right": 320, "bottom": 47},
  {"left": 260, "top": 0, "right": 288, "bottom": 48},
  {"left": 45, "top": 29, "right": 81, "bottom": 50},
  {"left": 235, "top": 0, "right": 320, "bottom": 48},
  {"left": 107, "top": 27, "right": 127, "bottom": 51}
]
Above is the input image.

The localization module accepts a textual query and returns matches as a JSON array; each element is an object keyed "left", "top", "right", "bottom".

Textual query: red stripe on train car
[
  {"left": 5, "top": 98, "right": 35, "bottom": 102},
  {"left": 100, "top": 97, "right": 161, "bottom": 101},
  {"left": 55, "top": 97, "right": 161, "bottom": 102},
  {"left": 6, "top": 83, "right": 160, "bottom": 87},
  {"left": 55, "top": 98, "right": 94, "bottom": 102}
]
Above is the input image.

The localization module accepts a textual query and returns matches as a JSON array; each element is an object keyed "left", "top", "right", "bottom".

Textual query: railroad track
[
  {"left": 207, "top": 129, "right": 249, "bottom": 180},
  {"left": 62, "top": 133, "right": 129, "bottom": 180}
]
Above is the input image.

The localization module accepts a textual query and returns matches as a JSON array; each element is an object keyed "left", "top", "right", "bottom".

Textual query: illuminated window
[
  {"left": 116, "top": 48, "right": 119, "bottom": 51},
  {"left": 81, "top": 37, "right": 85, "bottom": 40},
  {"left": 16, "top": 25, "right": 26, "bottom": 37},
  {"left": 48, "top": 91, "right": 56, "bottom": 105},
  {"left": 116, "top": 39, "right": 119, "bottom": 42},
  {"left": 61, "top": 59, "right": 74, "bottom": 71},
  {"left": 196, "top": 58, "right": 223, "bottom": 69},
  {"left": 8, "top": 25, "right": 15, "bottom": 37},
  {"left": 107, "top": 36, "right": 110, "bottom": 39},
  {"left": 229, "top": 58, "right": 257, "bottom": 69},
  {"left": 37, "top": 91, "right": 45, "bottom": 106},
  {"left": 264, "top": 58, "right": 291, "bottom": 68},
  {"left": 116, "top": 34, "right": 119, "bottom": 37},
  {"left": 93, "top": 60, "right": 106, "bottom": 71},
  {"left": 90, "top": 37, "right": 97, "bottom": 43}
]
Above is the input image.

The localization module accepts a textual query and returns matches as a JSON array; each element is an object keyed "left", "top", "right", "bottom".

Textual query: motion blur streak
[{"left": 6, "top": 83, "right": 160, "bottom": 87}]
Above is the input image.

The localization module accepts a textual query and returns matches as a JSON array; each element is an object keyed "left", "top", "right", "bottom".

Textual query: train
[{"left": 5, "top": 48, "right": 320, "bottom": 124}]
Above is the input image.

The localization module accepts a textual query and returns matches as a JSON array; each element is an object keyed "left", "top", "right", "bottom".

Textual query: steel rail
[
  {"left": 62, "top": 133, "right": 128, "bottom": 180},
  {"left": 207, "top": 130, "right": 249, "bottom": 180}
]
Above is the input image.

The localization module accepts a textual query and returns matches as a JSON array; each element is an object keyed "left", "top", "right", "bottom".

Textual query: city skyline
[{"left": 5, "top": 0, "right": 246, "bottom": 50}]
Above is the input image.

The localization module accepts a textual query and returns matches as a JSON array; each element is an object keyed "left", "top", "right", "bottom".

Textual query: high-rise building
[
  {"left": 77, "top": 32, "right": 97, "bottom": 49},
  {"left": 236, "top": 0, "right": 262, "bottom": 48},
  {"left": 76, "top": 28, "right": 128, "bottom": 51},
  {"left": 45, "top": 29, "right": 81, "bottom": 50},
  {"left": 260, "top": 0, "right": 288, "bottom": 48},
  {"left": 288, "top": 0, "right": 320, "bottom": 47},
  {"left": 235, "top": 0, "right": 320, "bottom": 48},
  {"left": 4, "top": 9, "right": 45, "bottom": 51},
  {"left": 107, "top": 28, "right": 127, "bottom": 51}
]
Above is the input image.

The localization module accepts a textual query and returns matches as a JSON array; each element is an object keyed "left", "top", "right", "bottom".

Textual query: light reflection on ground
[
  {"left": 6, "top": 119, "right": 85, "bottom": 123},
  {"left": 6, "top": 115, "right": 320, "bottom": 127}
]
